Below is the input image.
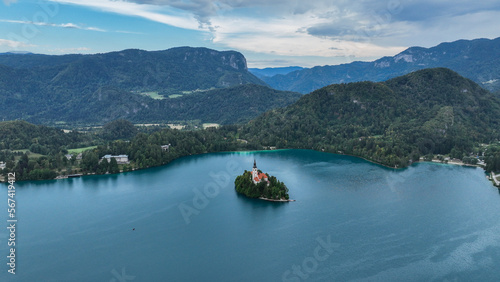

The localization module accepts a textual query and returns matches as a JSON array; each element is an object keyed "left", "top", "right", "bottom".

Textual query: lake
[{"left": 1, "top": 149, "right": 500, "bottom": 281}]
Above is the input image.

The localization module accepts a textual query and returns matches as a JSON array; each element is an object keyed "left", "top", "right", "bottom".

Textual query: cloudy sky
[{"left": 0, "top": 0, "right": 499, "bottom": 68}]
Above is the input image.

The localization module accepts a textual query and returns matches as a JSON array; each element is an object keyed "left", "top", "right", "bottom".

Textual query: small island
[{"left": 234, "top": 160, "right": 294, "bottom": 202}]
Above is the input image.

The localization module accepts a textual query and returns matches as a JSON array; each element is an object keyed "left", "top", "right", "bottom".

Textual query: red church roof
[{"left": 254, "top": 172, "right": 268, "bottom": 183}]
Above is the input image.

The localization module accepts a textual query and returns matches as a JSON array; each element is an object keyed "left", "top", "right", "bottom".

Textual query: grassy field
[
  {"left": 203, "top": 123, "right": 220, "bottom": 129},
  {"left": 68, "top": 146, "right": 98, "bottom": 154},
  {"left": 167, "top": 90, "right": 193, "bottom": 99},
  {"left": 140, "top": 92, "right": 165, "bottom": 100},
  {"left": 12, "top": 149, "right": 45, "bottom": 160},
  {"left": 167, "top": 124, "right": 186, "bottom": 130},
  {"left": 168, "top": 94, "right": 183, "bottom": 98},
  {"left": 135, "top": 124, "right": 161, "bottom": 127},
  {"left": 137, "top": 88, "right": 217, "bottom": 100},
  {"left": 169, "top": 88, "right": 216, "bottom": 99}
]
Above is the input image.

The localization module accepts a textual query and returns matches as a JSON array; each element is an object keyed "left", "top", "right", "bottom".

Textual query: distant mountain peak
[
  {"left": 262, "top": 36, "right": 500, "bottom": 93},
  {"left": 248, "top": 66, "right": 305, "bottom": 79},
  {"left": 0, "top": 51, "right": 33, "bottom": 55}
]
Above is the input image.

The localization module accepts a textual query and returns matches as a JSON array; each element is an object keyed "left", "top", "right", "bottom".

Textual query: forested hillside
[
  {"left": 241, "top": 68, "right": 500, "bottom": 167},
  {"left": 0, "top": 47, "right": 293, "bottom": 125},
  {"left": 2, "top": 68, "right": 500, "bottom": 181},
  {"left": 0, "top": 121, "right": 96, "bottom": 154}
]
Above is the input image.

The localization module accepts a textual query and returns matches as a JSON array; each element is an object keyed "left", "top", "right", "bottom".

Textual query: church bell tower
[{"left": 252, "top": 159, "right": 259, "bottom": 184}]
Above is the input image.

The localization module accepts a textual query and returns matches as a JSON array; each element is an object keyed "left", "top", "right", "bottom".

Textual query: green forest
[
  {"left": 0, "top": 47, "right": 301, "bottom": 125},
  {"left": 1, "top": 68, "right": 500, "bottom": 182},
  {"left": 485, "top": 145, "right": 500, "bottom": 172},
  {"left": 240, "top": 68, "right": 500, "bottom": 168},
  {"left": 0, "top": 119, "right": 260, "bottom": 181}
]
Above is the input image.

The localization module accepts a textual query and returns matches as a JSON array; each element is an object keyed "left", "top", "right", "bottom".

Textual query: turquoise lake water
[{"left": 1, "top": 149, "right": 500, "bottom": 281}]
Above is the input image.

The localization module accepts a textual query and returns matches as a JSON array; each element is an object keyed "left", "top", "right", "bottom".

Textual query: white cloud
[
  {"left": 0, "top": 19, "right": 106, "bottom": 32},
  {"left": 208, "top": 7, "right": 407, "bottom": 58},
  {"left": 0, "top": 38, "right": 34, "bottom": 48},
  {"left": 2, "top": 0, "right": 17, "bottom": 6},
  {"left": 44, "top": 0, "right": 409, "bottom": 60},
  {"left": 50, "top": 0, "right": 199, "bottom": 30},
  {"left": 44, "top": 0, "right": 500, "bottom": 65}
]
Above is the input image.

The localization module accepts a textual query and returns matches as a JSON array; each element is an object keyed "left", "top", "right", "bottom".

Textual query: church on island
[
  {"left": 234, "top": 159, "right": 292, "bottom": 201},
  {"left": 252, "top": 159, "right": 269, "bottom": 185}
]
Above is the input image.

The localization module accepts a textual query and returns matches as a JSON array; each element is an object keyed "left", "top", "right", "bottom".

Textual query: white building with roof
[{"left": 101, "top": 154, "right": 129, "bottom": 164}]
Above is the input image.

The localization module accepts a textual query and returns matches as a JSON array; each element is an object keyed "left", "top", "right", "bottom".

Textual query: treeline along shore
[{"left": 1, "top": 69, "right": 500, "bottom": 183}]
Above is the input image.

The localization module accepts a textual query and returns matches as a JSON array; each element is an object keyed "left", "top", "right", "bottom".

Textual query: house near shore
[
  {"left": 0, "top": 162, "right": 5, "bottom": 169},
  {"left": 161, "top": 144, "right": 171, "bottom": 152},
  {"left": 101, "top": 154, "right": 130, "bottom": 164}
]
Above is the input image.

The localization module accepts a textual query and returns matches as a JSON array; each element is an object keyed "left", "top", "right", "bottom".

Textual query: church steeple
[{"left": 251, "top": 159, "right": 268, "bottom": 185}]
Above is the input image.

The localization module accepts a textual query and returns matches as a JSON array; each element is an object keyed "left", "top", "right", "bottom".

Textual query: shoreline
[
  {"left": 430, "top": 159, "right": 481, "bottom": 168},
  {"left": 1, "top": 148, "right": 496, "bottom": 187},
  {"left": 491, "top": 172, "right": 500, "bottom": 187},
  {"left": 258, "top": 197, "right": 296, "bottom": 202}
]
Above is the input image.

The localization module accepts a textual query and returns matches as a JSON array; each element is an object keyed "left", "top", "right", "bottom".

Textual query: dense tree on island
[{"left": 234, "top": 170, "right": 289, "bottom": 200}]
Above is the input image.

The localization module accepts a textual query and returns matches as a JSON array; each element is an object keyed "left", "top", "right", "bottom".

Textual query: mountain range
[
  {"left": 0, "top": 47, "right": 264, "bottom": 90},
  {"left": 248, "top": 66, "right": 304, "bottom": 80},
  {"left": 261, "top": 37, "right": 500, "bottom": 94},
  {"left": 1, "top": 37, "right": 500, "bottom": 129},
  {"left": 0, "top": 47, "right": 302, "bottom": 125}
]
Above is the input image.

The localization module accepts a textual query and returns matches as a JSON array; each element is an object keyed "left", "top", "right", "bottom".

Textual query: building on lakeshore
[{"left": 101, "top": 154, "right": 129, "bottom": 164}]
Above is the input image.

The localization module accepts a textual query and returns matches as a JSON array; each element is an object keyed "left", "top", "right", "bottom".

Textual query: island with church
[{"left": 234, "top": 160, "right": 294, "bottom": 202}]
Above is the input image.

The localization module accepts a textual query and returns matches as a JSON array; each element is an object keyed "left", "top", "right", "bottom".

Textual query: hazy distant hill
[
  {"left": 0, "top": 47, "right": 303, "bottom": 125},
  {"left": 249, "top": 66, "right": 304, "bottom": 79},
  {"left": 262, "top": 37, "right": 500, "bottom": 93},
  {"left": 0, "top": 51, "right": 33, "bottom": 55},
  {"left": 241, "top": 68, "right": 500, "bottom": 167}
]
